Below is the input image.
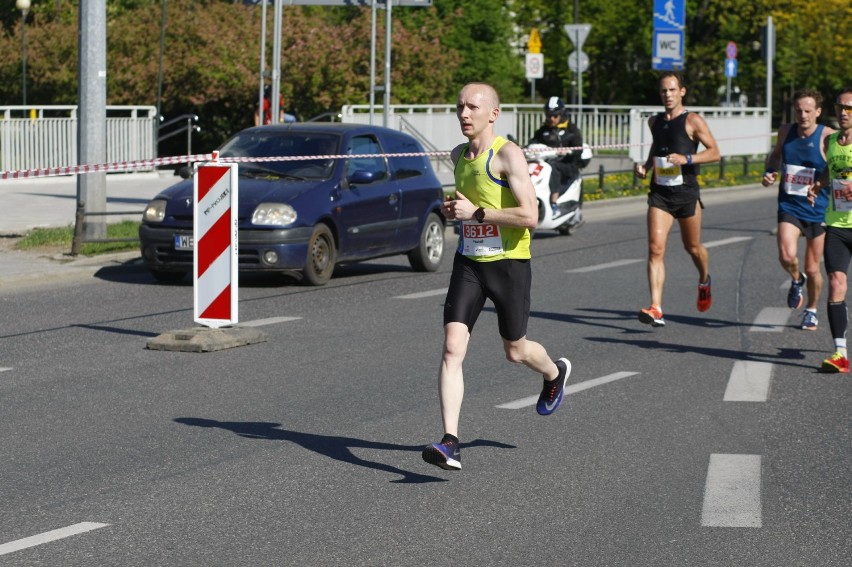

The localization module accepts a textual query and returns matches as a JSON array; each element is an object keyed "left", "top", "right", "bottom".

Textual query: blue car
[{"left": 139, "top": 123, "right": 446, "bottom": 285}]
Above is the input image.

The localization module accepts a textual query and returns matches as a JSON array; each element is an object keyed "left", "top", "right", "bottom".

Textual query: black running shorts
[
  {"left": 824, "top": 226, "right": 852, "bottom": 274},
  {"left": 778, "top": 211, "right": 826, "bottom": 240},
  {"left": 443, "top": 253, "right": 531, "bottom": 341},
  {"left": 647, "top": 185, "right": 703, "bottom": 218}
]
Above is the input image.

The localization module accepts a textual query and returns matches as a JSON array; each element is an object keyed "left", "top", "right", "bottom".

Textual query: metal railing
[
  {"left": 157, "top": 114, "right": 200, "bottom": 156},
  {"left": 0, "top": 105, "right": 157, "bottom": 172},
  {"left": 342, "top": 103, "right": 772, "bottom": 164}
]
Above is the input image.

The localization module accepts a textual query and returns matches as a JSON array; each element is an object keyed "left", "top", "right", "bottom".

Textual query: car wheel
[
  {"left": 150, "top": 270, "right": 188, "bottom": 284},
  {"left": 408, "top": 212, "right": 444, "bottom": 272},
  {"left": 302, "top": 224, "right": 336, "bottom": 286}
]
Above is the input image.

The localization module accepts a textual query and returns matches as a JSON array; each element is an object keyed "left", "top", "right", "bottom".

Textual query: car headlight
[
  {"left": 252, "top": 203, "right": 297, "bottom": 226},
  {"left": 143, "top": 199, "right": 167, "bottom": 222}
]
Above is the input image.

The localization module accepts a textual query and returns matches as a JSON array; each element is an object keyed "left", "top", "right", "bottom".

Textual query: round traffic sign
[
  {"left": 726, "top": 41, "right": 737, "bottom": 59},
  {"left": 526, "top": 53, "right": 544, "bottom": 79},
  {"left": 568, "top": 51, "right": 589, "bottom": 73}
]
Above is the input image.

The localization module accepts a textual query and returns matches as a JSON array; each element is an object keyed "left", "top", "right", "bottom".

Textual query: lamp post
[{"left": 16, "top": 0, "right": 30, "bottom": 108}]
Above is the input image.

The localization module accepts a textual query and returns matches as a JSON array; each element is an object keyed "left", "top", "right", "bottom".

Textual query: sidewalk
[{"left": 0, "top": 171, "right": 178, "bottom": 290}]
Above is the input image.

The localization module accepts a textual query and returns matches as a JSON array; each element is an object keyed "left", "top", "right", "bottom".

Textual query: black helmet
[{"left": 544, "top": 96, "right": 565, "bottom": 116}]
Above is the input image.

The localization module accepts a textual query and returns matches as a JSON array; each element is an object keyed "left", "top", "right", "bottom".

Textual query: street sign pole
[
  {"left": 564, "top": 24, "right": 591, "bottom": 121},
  {"left": 257, "top": 0, "right": 432, "bottom": 127},
  {"left": 765, "top": 16, "right": 774, "bottom": 132}
]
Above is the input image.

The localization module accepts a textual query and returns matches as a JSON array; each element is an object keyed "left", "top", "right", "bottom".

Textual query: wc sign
[
  {"left": 652, "top": 0, "right": 685, "bottom": 70},
  {"left": 654, "top": 31, "right": 683, "bottom": 60}
]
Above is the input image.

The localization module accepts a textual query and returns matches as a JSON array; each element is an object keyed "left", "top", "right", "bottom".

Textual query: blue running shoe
[
  {"left": 422, "top": 438, "right": 461, "bottom": 470},
  {"left": 551, "top": 203, "right": 561, "bottom": 218},
  {"left": 788, "top": 274, "right": 806, "bottom": 309},
  {"left": 801, "top": 310, "right": 818, "bottom": 331},
  {"left": 536, "top": 358, "right": 571, "bottom": 416}
]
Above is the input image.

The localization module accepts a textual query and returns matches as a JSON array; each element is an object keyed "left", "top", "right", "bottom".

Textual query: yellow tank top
[
  {"left": 454, "top": 136, "right": 531, "bottom": 261},
  {"left": 824, "top": 132, "right": 852, "bottom": 228}
]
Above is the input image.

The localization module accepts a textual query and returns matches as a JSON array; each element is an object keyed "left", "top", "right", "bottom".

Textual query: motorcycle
[{"left": 524, "top": 142, "right": 593, "bottom": 235}]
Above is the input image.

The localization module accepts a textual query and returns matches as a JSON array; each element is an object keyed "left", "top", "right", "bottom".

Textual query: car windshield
[{"left": 218, "top": 131, "right": 339, "bottom": 180}]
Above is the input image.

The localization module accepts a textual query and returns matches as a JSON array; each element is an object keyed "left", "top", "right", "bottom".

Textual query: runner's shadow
[
  {"left": 586, "top": 336, "right": 818, "bottom": 369},
  {"left": 577, "top": 307, "right": 760, "bottom": 329},
  {"left": 174, "top": 417, "right": 516, "bottom": 484}
]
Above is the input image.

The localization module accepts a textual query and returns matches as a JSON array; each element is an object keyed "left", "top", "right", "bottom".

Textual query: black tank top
[{"left": 651, "top": 111, "right": 700, "bottom": 190}]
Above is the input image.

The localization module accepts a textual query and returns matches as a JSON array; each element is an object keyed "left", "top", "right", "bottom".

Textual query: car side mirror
[
  {"left": 177, "top": 165, "right": 193, "bottom": 179},
  {"left": 348, "top": 170, "right": 375, "bottom": 185}
]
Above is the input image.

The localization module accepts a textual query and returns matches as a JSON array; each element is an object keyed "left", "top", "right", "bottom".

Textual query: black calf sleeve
[{"left": 827, "top": 301, "right": 848, "bottom": 340}]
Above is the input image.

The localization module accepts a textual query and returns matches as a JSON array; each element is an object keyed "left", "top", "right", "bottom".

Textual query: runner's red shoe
[
  {"left": 638, "top": 305, "right": 665, "bottom": 327},
  {"left": 697, "top": 276, "right": 712, "bottom": 312},
  {"left": 820, "top": 352, "right": 850, "bottom": 374}
]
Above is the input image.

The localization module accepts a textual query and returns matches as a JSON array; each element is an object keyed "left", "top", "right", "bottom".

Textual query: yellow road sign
[{"left": 528, "top": 28, "right": 542, "bottom": 54}]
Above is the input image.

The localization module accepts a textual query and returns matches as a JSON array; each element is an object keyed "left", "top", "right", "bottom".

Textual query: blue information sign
[
  {"left": 725, "top": 58, "right": 738, "bottom": 78},
  {"left": 653, "top": 0, "right": 685, "bottom": 30},
  {"left": 652, "top": 0, "right": 685, "bottom": 70}
]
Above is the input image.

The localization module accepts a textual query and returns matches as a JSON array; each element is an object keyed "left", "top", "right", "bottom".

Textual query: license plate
[{"left": 174, "top": 234, "right": 194, "bottom": 251}]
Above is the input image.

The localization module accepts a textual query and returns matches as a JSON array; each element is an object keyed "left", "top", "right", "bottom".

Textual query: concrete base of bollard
[{"left": 146, "top": 326, "right": 267, "bottom": 353}]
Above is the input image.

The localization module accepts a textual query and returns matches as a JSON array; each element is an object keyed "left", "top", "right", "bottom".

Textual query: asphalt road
[{"left": 0, "top": 186, "right": 849, "bottom": 566}]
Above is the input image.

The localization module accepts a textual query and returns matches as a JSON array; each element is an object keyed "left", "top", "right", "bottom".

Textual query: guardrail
[{"left": 1, "top": 105, "right": 157, "bottom": 173}]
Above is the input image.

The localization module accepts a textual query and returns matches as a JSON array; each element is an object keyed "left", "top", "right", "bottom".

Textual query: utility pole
[{"left": 75, "top": 0, "right": 107, "bottom": 248}]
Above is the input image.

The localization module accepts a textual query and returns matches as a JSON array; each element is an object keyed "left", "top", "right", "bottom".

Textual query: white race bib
[
  {"left": 460, "top": 221, "right": 504, "bottom": 256},
  {"left": 653, "top": 156, "right": 684, "bottom": 186},
  {"left": 832, "top": 179, "right": 852, "bottom": 212},
  {"left": 782, "top": 164, "right": 816, "bottom": 196}
]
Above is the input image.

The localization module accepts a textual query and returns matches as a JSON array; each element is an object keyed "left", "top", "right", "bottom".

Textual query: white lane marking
[
  {"left": 749, "top": 307, "right": 792, "bottom": 332},
  {"left": 565, "top": 259, "right": 642, "bottom": 274},
  {"left": 238, "top": 316, "right": 302, "bottom": 327},
  {"left": 703, "top": 236, "right": 753, "bottom": 248},
  {"left": 395, "top": 288, "right": 447, "bottom": 299},
  {"left": 701, "top": 454, "right": 762, "bottom": 528},
  {"left": 496, "top": 371, "right": 639, "bottom": 409},
  {"left": 565, "top": 238, "right": 749, "bottom": 274},
  {"left": 0, "top": 522, "right": 109, "bottom": 556},
  {"left": 724, "top": 361, "right": 772, "bottom": 402},
  {"left": 0, "top": 368, "right": 12, "bottom": 372}
]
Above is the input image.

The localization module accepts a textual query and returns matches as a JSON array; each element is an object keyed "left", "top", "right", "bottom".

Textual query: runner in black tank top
[{"left": 633, "top": 72, "right": 720, "bottom": 328}]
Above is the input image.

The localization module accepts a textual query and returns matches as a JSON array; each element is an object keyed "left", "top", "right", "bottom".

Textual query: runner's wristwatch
[{"left": 474, "top": 207, "right": 485, "bottom": 223}]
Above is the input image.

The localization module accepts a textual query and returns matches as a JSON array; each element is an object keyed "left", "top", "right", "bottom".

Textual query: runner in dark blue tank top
[
  {"left": 633, "top": 72, "right": 720, "bottom": 327},
  {"left": 762, "top": 89, "right": 835, "bottom": 331}
]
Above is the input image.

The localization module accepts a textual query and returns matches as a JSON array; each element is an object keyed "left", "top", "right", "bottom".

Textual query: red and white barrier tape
[{"left": 0, "top": 133, "right": 772, "bottom": 181}]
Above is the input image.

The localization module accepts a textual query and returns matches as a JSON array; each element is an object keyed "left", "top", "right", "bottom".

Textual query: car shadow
[
  {"left": 174, "top": 417, "right": 516, "bottom": 484},
  {"left": 93, "top": 258, "right": 444, "bottom": 288}
]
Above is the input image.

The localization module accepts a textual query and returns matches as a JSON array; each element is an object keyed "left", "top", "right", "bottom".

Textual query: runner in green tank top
[
  {"left": 807, "top": 88, "right": 852, "bottom": 373},
  {"left": 421, "top": 82, "right": 572, "bottom": 472}
]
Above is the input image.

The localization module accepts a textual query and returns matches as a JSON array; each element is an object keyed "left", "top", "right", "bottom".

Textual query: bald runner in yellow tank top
[{"left": 455, "top": 136, "right": 531, "bottom": 261}]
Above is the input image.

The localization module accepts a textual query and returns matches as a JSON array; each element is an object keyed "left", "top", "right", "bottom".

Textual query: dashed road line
[
  {"left": 565, "top": 237, "right": 751, "bottom": 274},
  {"left": 749, "top": 307, "right": 791, "bottom": 332},
  {"left": 724, "top": 361, "right": 772, "bottom": 402},
  {"left": 394, "top": 288, "right": 447, "bottom": 299},
  {"left": 565, "top": 259, "right": 642, "bottom": 274},
  {"left": 238, "top": 316, "right": 302, "bottom": 327},
  {"left": 0, "top": 367, "right": 11, "bottom": 372},
  {"left": 701, "top": 454, "right": 762, "bottom": 528},
  {"left": 496, "top": 371, "right": 639, "bottom": 409},
  {"left": 703, "top": 236, "right": 753, "bottom": 248},
  {"left": 0, "top": 522, "right": 109, "bottom": 556}
]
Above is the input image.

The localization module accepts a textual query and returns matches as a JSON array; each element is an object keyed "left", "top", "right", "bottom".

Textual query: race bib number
[
  {"left": 653, "top": 156, "right": 683, "bottom": 186},
  {"left": 832, "top": 179, "right": 852, "bottom": 212},
  {"left": 460, "top": 221, "right": 504, "bottom": 256},
  {"left": 782, "top": 164, "right": 816, "bottom": 196}
]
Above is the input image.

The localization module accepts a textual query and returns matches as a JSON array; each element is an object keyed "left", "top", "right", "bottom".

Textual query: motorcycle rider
[{"left": 528, "top": 96, "right": 584, "bottom": 217}]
